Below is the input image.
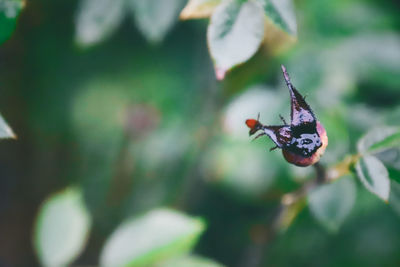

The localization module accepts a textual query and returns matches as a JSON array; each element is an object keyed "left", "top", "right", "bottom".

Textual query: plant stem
[{"left": 241, "top": 154, "right": 359, "bottom": 267}]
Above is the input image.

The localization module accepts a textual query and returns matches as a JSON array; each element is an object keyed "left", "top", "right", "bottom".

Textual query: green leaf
[
  {"left": 389, "top": 180, "right": 400, "bottom": 217},
  {"left": 0, "top": 0, "right": 23, "bottom": 44},
  {"left": 75, "top": 0, "right": 126, "bottom": 46},
  {"left": 376, "top": 148, "right": 400, "bottom": 171},
  {"left": 203, "top": 138, "right": 278, "bottom": 199},
  {"left": 128, "top": 0, "right": 186, "bottom": 44},
  {"left": 207, "top": 0, "right": 265, "bottom": 79},
  {"left": 357, "top": 127, "right": 400, "bottom": 154},
  {"left": 308, "top": 177, "right": 356, "bottom": 232},
  {"left": 180, "top": 0, "right": 222, "bottom": 19},
  {"left": 100, "top": 209, "right": 206, "bottom": 267},
  {"left": 33, "top": 188, "right": 92, "bottom": 267},
  {"left": 388, "top": 167, "right": 400, "bottom": 184},
  {"left": 355, "top": 155, "right": 390, "bottom": 201},
  {"left": 256, "top": 0, "right": 297, "bottom": 35},
  {"left": 157, "top": 254, "right": 225, "bottom": 267},
  {"left": 0, "top": 114, "right": 15, "bottom": 139}
]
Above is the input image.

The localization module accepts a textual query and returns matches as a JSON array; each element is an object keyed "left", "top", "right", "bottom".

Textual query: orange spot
[{"left": 246, "top": 119, "right": 258, "bottom": 129}]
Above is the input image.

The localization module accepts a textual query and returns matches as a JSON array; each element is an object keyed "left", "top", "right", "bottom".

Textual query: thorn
[
  {"left": 279, "top": 114, "right": 288, "bottom": 125},
  {"left": 281, "top": 64, "right": 291, "bottom": 84},
  {"left": 269, "top": 145, "right": 279, "bottom": 151},
  {"left": 281, "top": 64, "right": 295, "bottom": 95},
  {"left": 252, "top": 132, "right": 266, "bottom": 141}
]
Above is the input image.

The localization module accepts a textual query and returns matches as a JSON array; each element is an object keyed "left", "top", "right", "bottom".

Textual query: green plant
[
  {"left": 32, "top": 0, "right": 400, "bottom": 265},
  {"left": 1, "top": 0, "right": 399, "bottom": 266}
]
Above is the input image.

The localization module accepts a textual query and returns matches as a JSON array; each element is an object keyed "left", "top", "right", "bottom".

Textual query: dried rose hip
[{"left": 245, "top": 65, "right": 328, "bottom": 167}]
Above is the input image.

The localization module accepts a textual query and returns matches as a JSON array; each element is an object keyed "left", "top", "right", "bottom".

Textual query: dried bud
[{"left": 245, "top": 65, "right": 328, "bottom": 167}]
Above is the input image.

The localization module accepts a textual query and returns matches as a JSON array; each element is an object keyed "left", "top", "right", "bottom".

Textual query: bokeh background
[{"left": 0, "top": 0, "right": 400, "bottom": 266}]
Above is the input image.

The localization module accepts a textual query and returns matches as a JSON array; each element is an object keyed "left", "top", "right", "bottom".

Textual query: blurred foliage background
[{"left": 0, "top": 0, "right": 400, "bottom": 266}]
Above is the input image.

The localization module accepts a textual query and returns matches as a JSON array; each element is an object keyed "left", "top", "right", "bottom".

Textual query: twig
[
  {"left": 242, "top": 155, "right": 359, "bottom": 267},
  {"left": 280, "top": 162, "right": 326, "bottom": 208}
]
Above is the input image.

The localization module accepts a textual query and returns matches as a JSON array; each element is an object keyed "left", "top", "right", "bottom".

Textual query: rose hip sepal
[{"left": 245, "top": 65, "right": 328, "bottom": 167}]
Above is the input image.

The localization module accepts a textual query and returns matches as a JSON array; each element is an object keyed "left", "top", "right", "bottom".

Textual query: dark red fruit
[{"left": 245, "top": 65, "right": 328, "bottom": 167}]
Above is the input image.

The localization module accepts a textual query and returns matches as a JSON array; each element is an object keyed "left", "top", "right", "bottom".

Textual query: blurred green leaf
[
  {"left": 71, "top": 79, "right": 128, "bottom": 147},
  {"left": 157, "top": 254, "right": 225, "bottom": 267},
  {"left": 0, "top": 0, "right": 23, "bottom": 44},
  {"left": 385, "top": 106, "right": 400, "bottom": 126},
  {"left": 128, "top": 0, "right": 185, "bottom": 44},
  {"left": 388, "top": 167, "right": 400, "bottom": 184},
  {"left": 355, "top": 155, "right": 390, "bottom": 201},
  {"left": 100, "top": 209, "right": 206, "bottom": 267},
  {"left": 180, "top": 0, "right": 221, "bottom": 19},
  {"left": 207, "top": 0, "right": 265, "bottom": 79},
  {"left": 75, "top": 0, "right": 126, "bottom": 46},
  {"left": 344, "top": 34, "right": 400, "bottom": 80},
  {"left": 358, "top": 127, "right": 400, "bottom": 155},
  {"left": 327, "top": 34, "right": 400, "bottom": 92},
  {"left": 33, "top": 188, "right": 92, "bottom": 267},
  {"left": 308, "top": 177, "right": 356, "bottom": 232},
  {"left": 139, "top": 125, "right": 190, "bottom": 171},
  {"left": 256, "top": 0, "right": 297, "bottom": 35},
  {"left": 0, "top": 114, "right": 15, "bottom": 139},
  {"left": 203, "top": 139, "right": 279, "bottom": 199},
  {"left": 317, "top": 111, "right": 349, "bottom": 164},
  {"left": 376, "top": 148, "right": 400, "bottom": 171},
  {"left": 389, "top": 180, "right": 400, "bottom": 217}
]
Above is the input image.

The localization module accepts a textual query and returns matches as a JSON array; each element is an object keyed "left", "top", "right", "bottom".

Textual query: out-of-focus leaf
[
  {"left": 256, "top": 0, "right": 297, "bottom": 35},
  {"left": 157, "top": 254, "right": 225, "bottom": 267},
  {"left": 317, "top": 111, "right": 349, "bottom": 164},
  {"left": 180, "top": 0, "right": 221, "bottom": 20},
  {"left": 358, "top": 127, "right": 400, "bottom": 154},
  {"left": 340, "top": 34, "right": 400, "bottom": 78},
  {"left": 75, "top": 0, "right": 126, "bottom": 46},
  {"left": 0, "top": 0, "right": 23, "bottom": 44},
  {"left": 139, "top": 125, "right": 190, "bottom": 171},
  {"left": 261, "top": 13, "right": 297, "bottom": 55},
  {"left": 376, "top": 148, "right": 400, "bottom": 171},
  {"left": 128, "top": 0, "right": 185, "bottom": 44},
  {"left": 389, "top": 181, "right": 400, "bottom": 217},
  {"left": 308, "top": 177, "right": 356, "bottom": 232},
  {"left": 355, "top": 155, "right": 390, "bottom": 201},
  {"left": 203, "top": 139, "right": 278, "bottom": 199},
  {"left": 100, "top": 209, "right": 206, "bottom": 267},
  {"left": 207, "top": 0, "right": 265, "bottom": 80},
  {"left": 388, "top": 167, "right": 400, "bottom": 184},
  {"left": 385, "top": 106, "right": 400, "bottom": 126},
  {"left": 0, "top": 114, "right": 15, "bottom": 139},
  {"left": 33, "top": 188, "right": 92, "bottom": 267},
  {"left": 324, "top": 34, "right": 400, "bottom": 92},
  {"left": 72, "top": 79, "right": 128, "bottom": 147}
]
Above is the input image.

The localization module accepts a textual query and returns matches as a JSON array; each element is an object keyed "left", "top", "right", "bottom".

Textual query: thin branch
[{"left": 242, "top": 154, "right": 360, "bottom": 267}]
